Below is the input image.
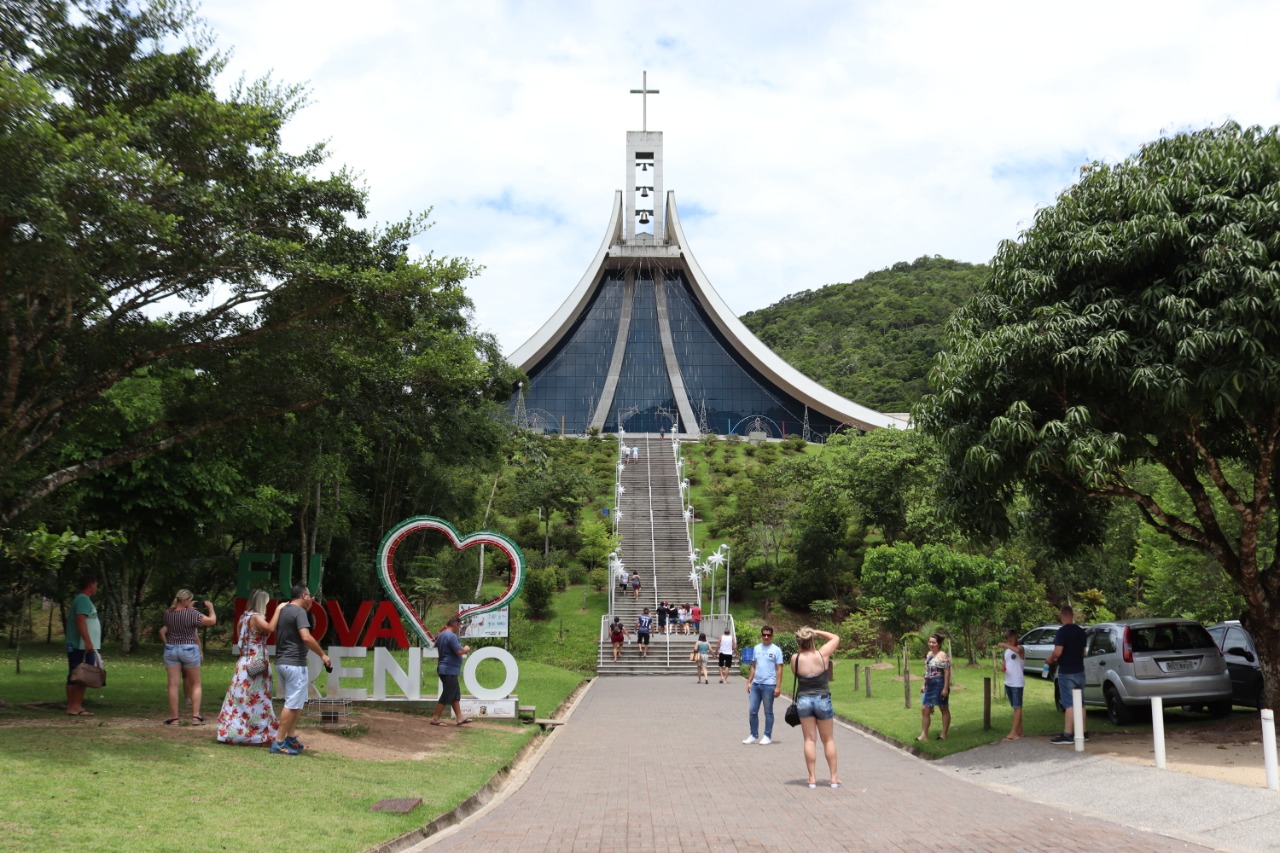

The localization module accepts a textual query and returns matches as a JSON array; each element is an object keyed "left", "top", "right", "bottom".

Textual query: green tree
[
  {"left": 1, "top": 524, "right": 122, "bottom": 672},
  {"left": 917, "top": 123, "right": 1280, "bottom": 706},
  {"left": 0, "top": 0, "right": 509, "bottom": 528}
]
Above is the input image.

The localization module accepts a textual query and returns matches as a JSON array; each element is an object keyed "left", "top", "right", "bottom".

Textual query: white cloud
[{"left": 200, "top": 0, "right": 1280, "bottom": 353}]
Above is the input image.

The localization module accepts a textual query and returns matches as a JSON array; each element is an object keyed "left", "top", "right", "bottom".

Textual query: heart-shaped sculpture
[{"left": 376, "top": 515, "right": 527, "bottom": 647}]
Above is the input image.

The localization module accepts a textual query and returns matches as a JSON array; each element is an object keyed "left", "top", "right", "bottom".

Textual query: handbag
[
  {"left": 246, "top": 656, "right": 268, "bottom": 678},
  {"left": 70, "top": 651, "right": 106, "bottom": 688},
  {"left": 784, "top": 663, "right": 801, "bottom": 727}
]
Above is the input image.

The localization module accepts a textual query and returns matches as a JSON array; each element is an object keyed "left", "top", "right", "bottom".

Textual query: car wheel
[
  {"left": 1208, "top": 700, "right": 1232, "bottom": 718},
  {"left": 1105, "top": 685, "right": 1133, "bottom": 726}
]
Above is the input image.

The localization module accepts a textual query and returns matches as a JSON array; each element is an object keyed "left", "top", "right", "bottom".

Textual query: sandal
[
  {"left": 164, "top": 718, "right": 179, "bottom": 725},
  {"left": 430, "top": 720, "right": 449, "bottom": 727},
  {"left": 191, "top": 715, "right": 205, "bottom": 725},
  {"left": 456, "top": 718, "right": 473, "bottom": 726}
]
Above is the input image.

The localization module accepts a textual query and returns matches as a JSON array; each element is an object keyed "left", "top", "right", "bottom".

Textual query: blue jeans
[{"left": 748, "top": 682, "right": 777, "bottom": 738}]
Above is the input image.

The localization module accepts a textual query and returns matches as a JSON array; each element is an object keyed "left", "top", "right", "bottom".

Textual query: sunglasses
[{"left": 761, "top": 633, "right": 773, "bottom": 638}]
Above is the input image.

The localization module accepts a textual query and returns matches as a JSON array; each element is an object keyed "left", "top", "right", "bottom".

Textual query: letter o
[{"left": 462, "top": 647, "right": 519, "bottom": 700}]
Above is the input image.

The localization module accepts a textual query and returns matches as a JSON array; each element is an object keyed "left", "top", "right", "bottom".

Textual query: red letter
[
  {"left": 362, "top": 601, "right": 410, "bottom": 649},
  {"left": 326, "top": 600, "right": 373, "bottom": 646}
]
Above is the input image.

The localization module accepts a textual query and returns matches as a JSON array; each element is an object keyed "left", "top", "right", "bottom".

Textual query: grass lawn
[
  {"left": 830, "top": 658, "right": 1240, "bottom": 757},
  {"left": 0, "top": 641, "right": 585, "bottom": 853}
]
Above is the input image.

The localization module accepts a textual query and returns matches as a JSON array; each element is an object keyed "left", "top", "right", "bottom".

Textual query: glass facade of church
[{"left": 515, "top": 270, "right": 843, "bottom": 437}]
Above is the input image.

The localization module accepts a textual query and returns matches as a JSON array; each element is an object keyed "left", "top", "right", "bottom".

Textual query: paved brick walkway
[{"left": 411, "top": 677, "right": 1207, "bottom": 852}]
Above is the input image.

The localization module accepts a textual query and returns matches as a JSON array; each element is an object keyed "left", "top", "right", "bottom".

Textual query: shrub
[
  {"left": 523, "top": 570, "right": 556, "bottom": 618},
  {"left": 588, "top": 568, "right": 607, "bottom": 591}
]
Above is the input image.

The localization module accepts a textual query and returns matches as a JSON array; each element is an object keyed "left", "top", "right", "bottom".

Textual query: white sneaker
[
  {"left": 759, "top": 736, "right": 772, "bottom": 745},
  {"left": 742, "top": 735, "right": 758, "bottom": 744}
]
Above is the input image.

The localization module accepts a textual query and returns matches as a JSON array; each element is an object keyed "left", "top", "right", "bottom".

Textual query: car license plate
[{"left": 1164, "top": 659, "right": 1195, "bottom": 672}]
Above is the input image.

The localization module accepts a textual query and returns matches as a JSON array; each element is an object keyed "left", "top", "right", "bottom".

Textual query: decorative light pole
[
  {"left": 706, "top": 549, "right": 724, "bottom": 619},
  {"left": 719, "top": 543, "right": 731, "bottom": 618},
  {"left": 688, "top": 547, "right": 701, "bottom": 609}
]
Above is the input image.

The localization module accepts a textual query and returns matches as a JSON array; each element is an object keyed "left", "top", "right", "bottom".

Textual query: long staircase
[{"left": 598, "top": 433, "right": 729, "bottom": 675}]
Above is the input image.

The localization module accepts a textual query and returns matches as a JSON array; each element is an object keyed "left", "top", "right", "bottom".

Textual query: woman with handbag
[
  {"left": 162, "top": 589, "right": 216, "bottom": 725},
  {"left": 693, "top": 632, "right": 711, "bottom": 683},
  {"left": 216, "top": 589, "right": 283, "bottom": 745},
  {"left": 791, "top": 626, "right": 841, "bottom": 789}
]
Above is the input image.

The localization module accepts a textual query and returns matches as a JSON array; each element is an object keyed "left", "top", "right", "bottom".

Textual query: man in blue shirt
[
  {"left": 1046, "top": 604, "right": 1087, "bottom": 745},
  {"left": 636, "top": 608, "right": 653, "bottom": 658},
  {"left": 431, "top": 615, "right": 473, "bottom": 726},
  {"left": 744, "top": 625, "right": 785, "bottom": 745}
]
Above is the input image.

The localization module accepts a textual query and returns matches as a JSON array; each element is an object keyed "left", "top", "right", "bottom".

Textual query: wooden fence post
[
  {"left": 983, "top": 677, "right": 991, "bottom": 731},
  {"left": 904, "top": 668, "right": 911, "bottom": 709},
  {"left": 865, "top": 665, "right": 871, "bottom": 698}
]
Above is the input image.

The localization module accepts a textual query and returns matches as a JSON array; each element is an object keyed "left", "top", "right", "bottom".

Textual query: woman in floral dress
[{"left": 216, "top": 589, "right": 282, "bottom": 745}]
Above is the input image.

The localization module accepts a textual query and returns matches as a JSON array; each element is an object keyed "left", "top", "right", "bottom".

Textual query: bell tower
[{"left": 625, "top": 72, "right": 663, "bottom": 242}]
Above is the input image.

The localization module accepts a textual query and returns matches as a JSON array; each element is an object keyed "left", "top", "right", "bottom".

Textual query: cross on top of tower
[{"left": 629, "top": 70, "right": 659, "bottom": 132}]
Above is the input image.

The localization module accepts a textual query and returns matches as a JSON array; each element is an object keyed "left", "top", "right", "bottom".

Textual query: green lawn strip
[
  {"left": 832, "top": 663, "right": 1065, "bottom": 756},
  {"left": 828, "top": 660, "right": 1248, "bottom": 757},
  {"left": 0, "top": 721, "right": 532, "bottom": 853},
  {"left": 0, "top": 644, "right": 584, "bottom": 853}
]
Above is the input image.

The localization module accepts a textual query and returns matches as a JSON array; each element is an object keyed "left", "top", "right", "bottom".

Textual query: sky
[{"left": 199, "top": 0, "right": 1280, "bottom": 356}]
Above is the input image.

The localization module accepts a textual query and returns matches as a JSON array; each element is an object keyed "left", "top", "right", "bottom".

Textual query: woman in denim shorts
[
  {"left": 791, "top": 626, "right": 841, "bottom": 788},
  {"left": 162, "top": 589, "right": 216, "bottom": 725}
]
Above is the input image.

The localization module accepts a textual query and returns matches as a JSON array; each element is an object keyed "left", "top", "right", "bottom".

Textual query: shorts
[
  {"left": 277, "top": 664, "right": 310, "bottom": 711},
  {"left": 1057, "top": 671, "right": 1085, "bottom": 708},
  {"left": 796, "top": 692, "right": 834, "bottom": 720},
  {"left": 921, "top": 677, "right": 948, "bottom": 708},
  {"left": 163, "top": 644, "right": 201, "bottom": 669},
  {"left": 1005, "top": 685, "right": 1024, "bottom": 709},
  {"left": 692, "top": 621, "right": 701, "bottom": 632},
  {"left": 438, "top": 673, "right": 461, "bottom": 705},
  {"left": 718, "top": 653, "right": 734, "bottom": 669},
  {"left": 66, "top": 648, "right": 98, "bottom": 685},
  {"left": 657, "top": 616, "right": 668, "bottom": 627},
  {"left": 637, "top": 633, "right": 650, "bottom": 646}
]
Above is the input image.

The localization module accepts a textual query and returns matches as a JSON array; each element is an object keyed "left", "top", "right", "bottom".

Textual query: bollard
[
  {"left": 865, "top": 665, "right": 871, "bottom": 698},
  {"left": 1150, "top": 696, "right": 1166, "bottom": 769},
  {"left": 904, "top": 668, "right": 911, "bottom": 709},
  {"left": 854, "top": 664, "right": 859, "bottom": 692},
  {"left": 983, "top": 677, "right": 991, "bottom": 731},
  {"left": 1073, "top": 689, "right": 1085, "bottom": 752},
  {"left": 1263, "top": 709, "right": 1278, "bottom": 791}
]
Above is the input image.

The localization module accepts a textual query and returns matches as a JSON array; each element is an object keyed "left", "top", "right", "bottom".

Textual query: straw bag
[{"left": 70, "top": 651, "right": 106, "bottom": 688}]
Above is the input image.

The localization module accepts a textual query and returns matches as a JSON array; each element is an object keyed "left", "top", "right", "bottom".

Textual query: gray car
[
  {"left": 1018, "top": 625, "right": 1062, "bottom": 677},
  {"left": 1079, "top": 619, "right": 1232, "bottom": 725}
]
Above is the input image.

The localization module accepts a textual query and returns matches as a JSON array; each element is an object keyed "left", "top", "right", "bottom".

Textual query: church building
[{"left": 508, "top": 76, "right": 902, "bottom": 439}]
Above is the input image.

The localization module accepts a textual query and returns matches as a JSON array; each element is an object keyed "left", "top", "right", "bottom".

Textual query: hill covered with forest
[{"left": 739, "top": 256, "right": 987, "bottom": 412}]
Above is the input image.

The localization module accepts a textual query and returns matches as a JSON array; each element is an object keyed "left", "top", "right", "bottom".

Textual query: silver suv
[{"left": 1079, "top": 619, "right": 1232, "bottom": 725}]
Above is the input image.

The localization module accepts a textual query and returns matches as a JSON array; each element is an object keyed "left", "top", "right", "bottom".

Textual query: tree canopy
[
  {"left": 916, "top": 123, "right": 1280, "bottom": 704},
  {"left": 0, "top": 0, "right": 513, "bottom": 525},
  {"left": 740, "top": 256, "right": 984, "bottom": 412}
]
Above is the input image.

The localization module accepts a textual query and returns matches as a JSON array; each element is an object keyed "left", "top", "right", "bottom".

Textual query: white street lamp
[{"left": 719, "top": 543, "right": 731, "bottom": 619}]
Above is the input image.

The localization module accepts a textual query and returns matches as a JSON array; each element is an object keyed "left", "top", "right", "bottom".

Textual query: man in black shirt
[{"left": 1045, "top": 604, "right": 1087, "bottom": 745}]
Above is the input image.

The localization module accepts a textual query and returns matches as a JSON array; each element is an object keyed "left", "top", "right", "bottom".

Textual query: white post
[
  {"left": 1150, "top": 696, "right": 1166, "bottom": 769},
  {"left": 1073, "top": 689, "right": 1085, "bottom": 752},
  {"left": 1263, "top": 708, "right": 1278, "bottom": 791}
]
